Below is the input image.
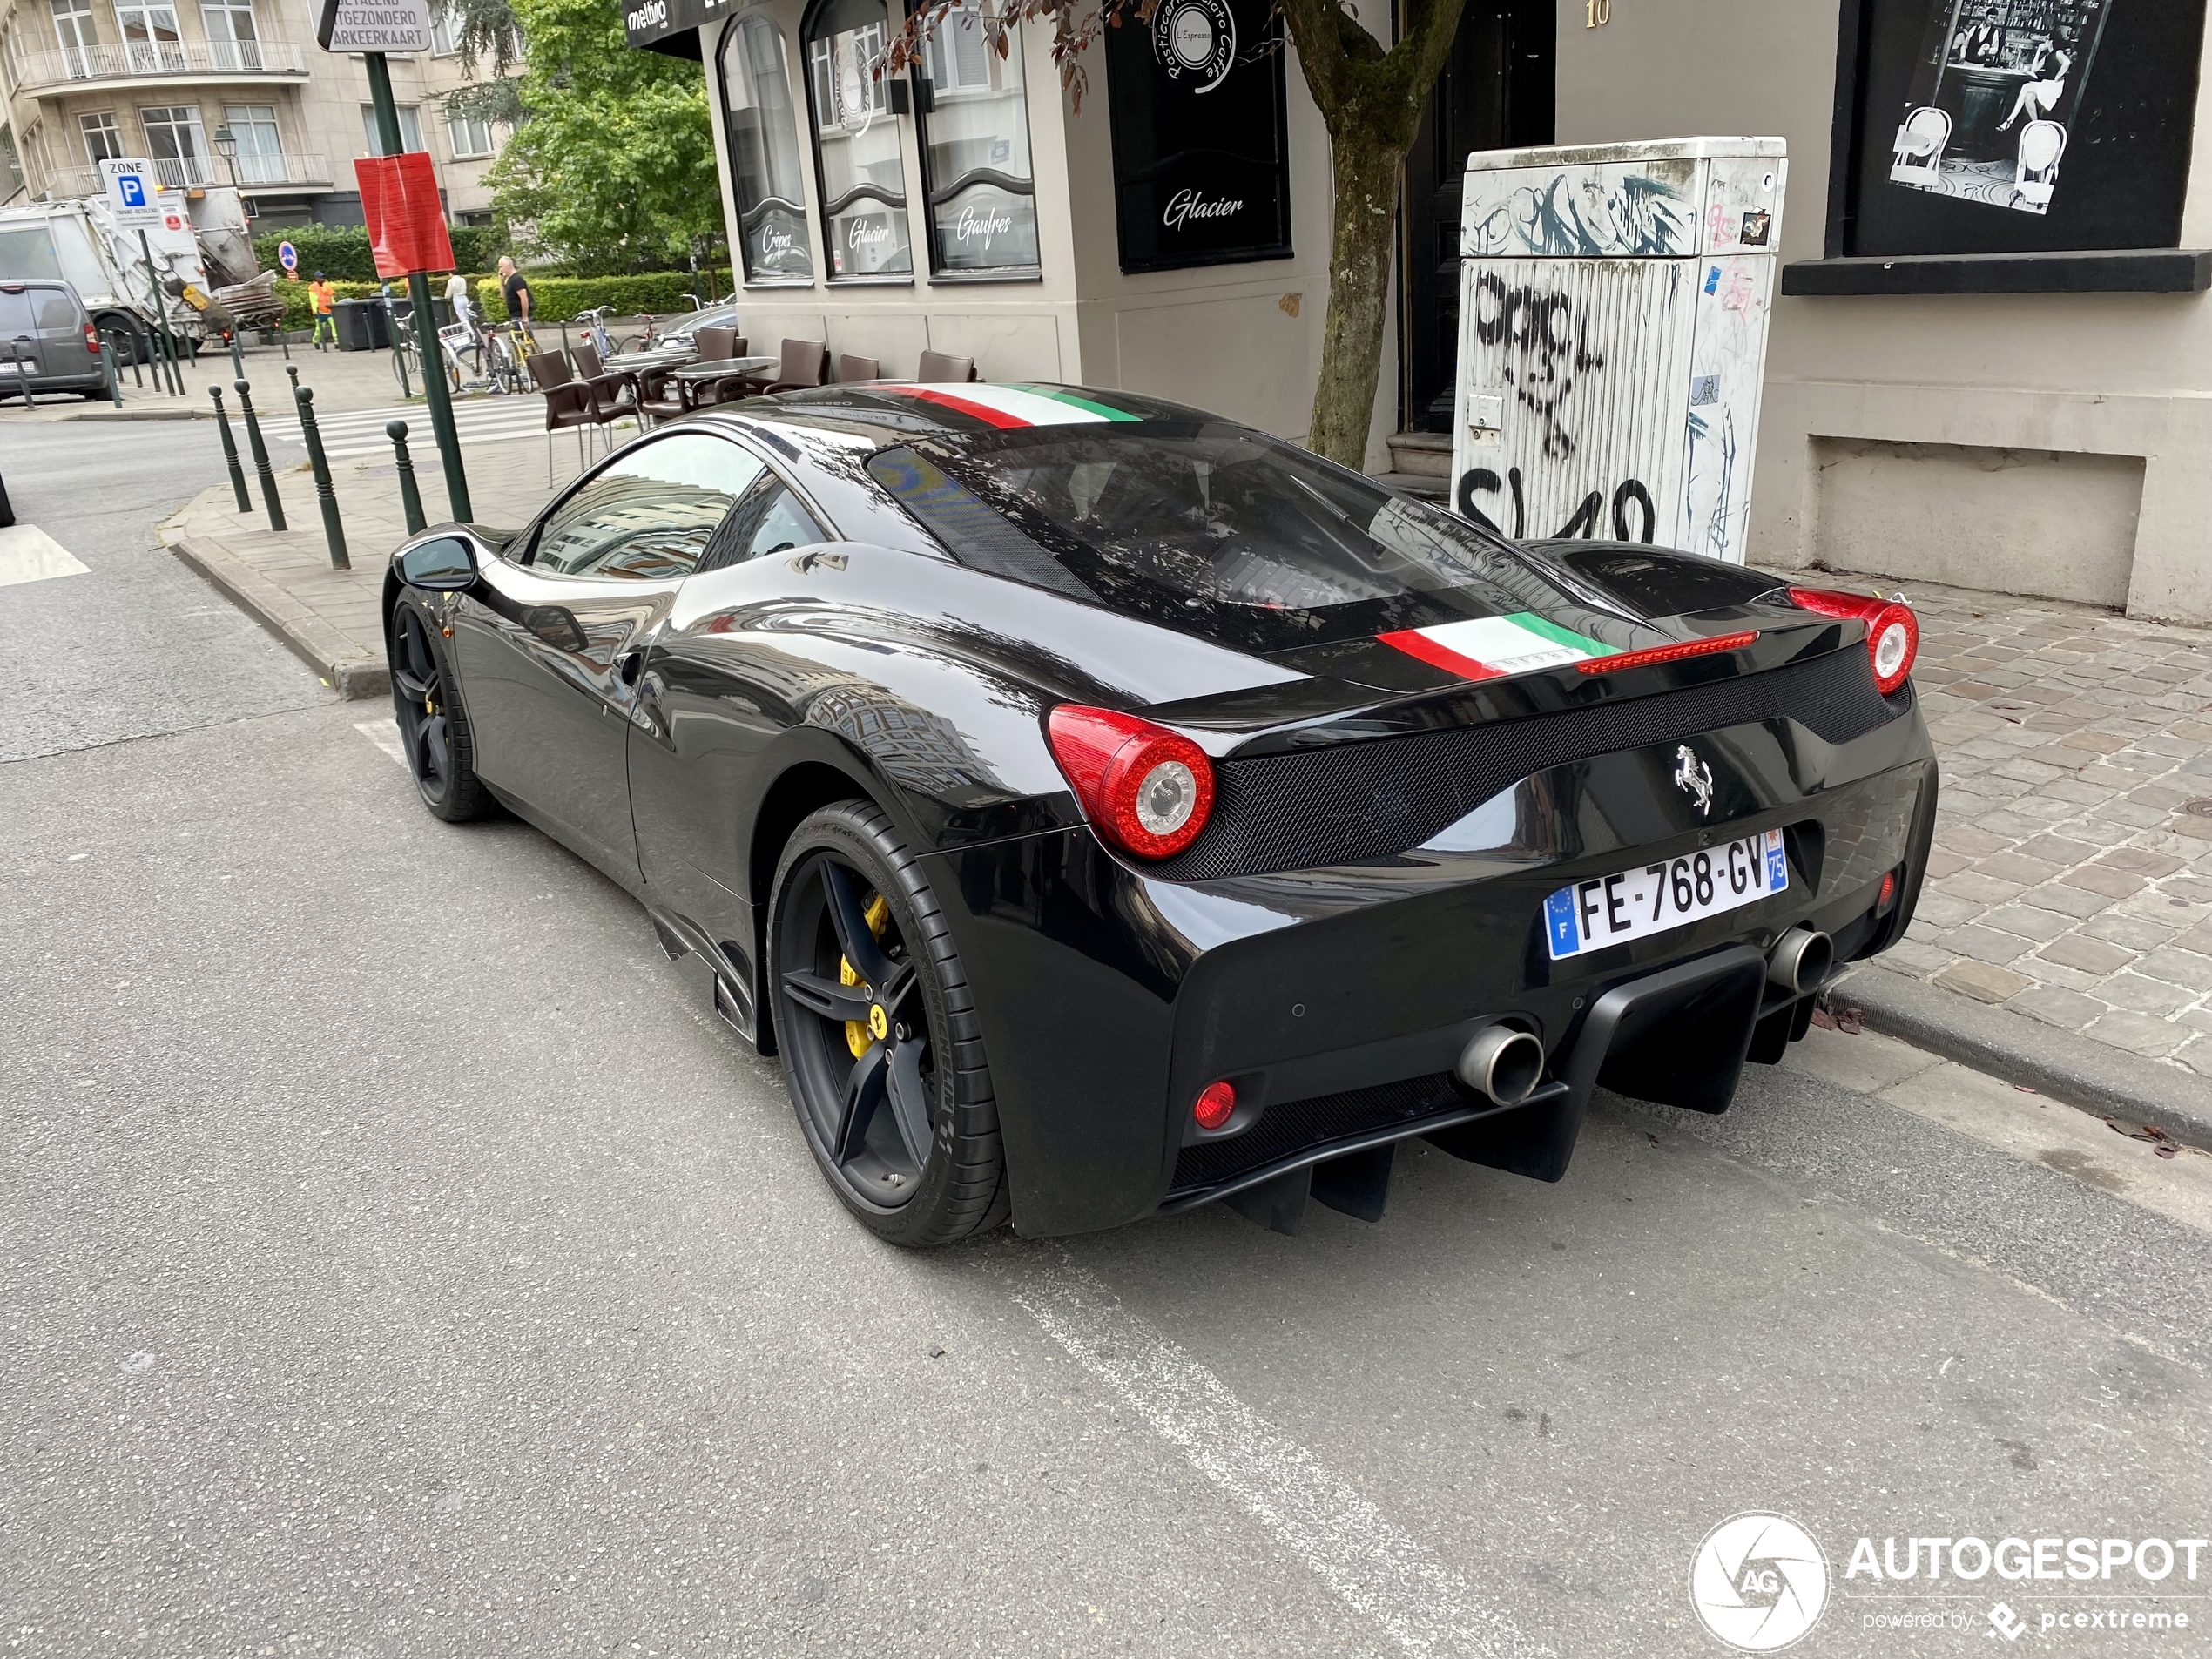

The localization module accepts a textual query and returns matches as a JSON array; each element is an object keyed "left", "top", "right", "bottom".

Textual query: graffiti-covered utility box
[{"left": 1450, "top": 137, "right": 1785, "bottom": 563}]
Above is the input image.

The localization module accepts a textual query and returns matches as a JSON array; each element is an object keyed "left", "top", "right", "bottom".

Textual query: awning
[{"left": 622, "top": 0, "right": 739, "bottom": 58}]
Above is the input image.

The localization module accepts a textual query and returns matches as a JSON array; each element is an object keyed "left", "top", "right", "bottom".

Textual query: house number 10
[{"left": 1585, "top": 0, "right": 1609, "bottom": 24}]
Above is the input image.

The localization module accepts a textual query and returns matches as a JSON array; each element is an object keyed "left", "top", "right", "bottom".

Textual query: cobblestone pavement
[{"left": 1850, "top": 572, "right": 2212, "bottom": 1077}]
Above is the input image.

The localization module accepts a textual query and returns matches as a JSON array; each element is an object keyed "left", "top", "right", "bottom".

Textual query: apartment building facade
[{"left": 0, "top": 0, "right": 506, "bottom": 225}]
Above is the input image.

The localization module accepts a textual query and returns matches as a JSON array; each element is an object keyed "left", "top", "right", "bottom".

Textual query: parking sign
[{"left": 100, "top": 158, "right": 163, "bottom": 229}]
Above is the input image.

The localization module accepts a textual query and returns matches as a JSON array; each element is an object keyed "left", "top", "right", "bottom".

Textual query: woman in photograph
[{"left": 1998, "top": 31, "right": 2074, "bottom": 131}]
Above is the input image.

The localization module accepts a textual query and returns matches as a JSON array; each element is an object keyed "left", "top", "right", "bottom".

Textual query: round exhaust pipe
[
  {"left": 1456, "top": 1024, "right": 1546, "bottom": 1107},
  {"left": 1768, "top": 926, "right": 1834, "bottom": 995}
]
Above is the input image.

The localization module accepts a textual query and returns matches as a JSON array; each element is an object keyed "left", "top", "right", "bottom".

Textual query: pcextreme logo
[{"left": 1689, "top": 1512, "right": 1831, "bottom": 1651}]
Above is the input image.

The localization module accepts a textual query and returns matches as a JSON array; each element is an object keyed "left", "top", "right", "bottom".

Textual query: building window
[
  {"left": 361, "top": 101, "right": 425, "bottom": 154},
  {"left": 140, "top": 104, "right": 210, "bottom": 185},
  {"left": 430, "top": 3, "right": 457, "bottom": 54},
  {"left": 445, "top": 107, "right": 494, "bottom": 158},
  {"left": 79, "top": 109, "right": 123, "bottom": 161},
  {"left": 913, "top": 4, "right": 1036, "bottom": 274},
  {"left": 718, "top": 10, "right": 813, "bottom": 283},
  {"left": 223, "top": 102, "right": 282, "bottom": 180},
  {"left": 0, "top": 24, "right": 21, "bottom": 94},
  {"left": 199, "top": 0, "right": 260, "bottom": 70},
  {"left": 0, "top": 123, "right": 23, "bottom": 201},
  {"left": 114, "top": 1, "right": 184, "bottom": 73},
  {"left": 800, "top": 0, "right": 910, "bottom": 280},
  {"left": 51, "top": 0, "right": 98, "bottom": 79}
]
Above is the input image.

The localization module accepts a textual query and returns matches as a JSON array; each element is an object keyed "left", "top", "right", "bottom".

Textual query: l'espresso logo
[{"left": 1152, "top": 0, "right": 1236, "bottom": 93}]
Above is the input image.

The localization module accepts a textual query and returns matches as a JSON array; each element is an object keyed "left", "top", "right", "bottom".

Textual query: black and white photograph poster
[{"left": 1850, "top": 0, "right": 2204, "bottom": 253}]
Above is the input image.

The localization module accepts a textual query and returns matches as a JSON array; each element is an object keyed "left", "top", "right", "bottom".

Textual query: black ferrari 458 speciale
[{"left": 381, "top": 381, "right": 1937, "bottom": 1244}]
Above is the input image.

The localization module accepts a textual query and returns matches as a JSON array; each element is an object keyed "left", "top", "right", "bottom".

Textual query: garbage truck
[{"left": 0, "top": 185, "right": 263, "bottom": 359}]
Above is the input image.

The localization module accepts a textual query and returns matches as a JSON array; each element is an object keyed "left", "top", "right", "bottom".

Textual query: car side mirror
[{"left": 397, "top": 536, "right": 477, "bottom": 590}]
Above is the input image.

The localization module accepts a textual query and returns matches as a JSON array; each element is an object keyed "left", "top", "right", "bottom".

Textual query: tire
[
  {"left": 767, "top": 802, "right": 1009, "bottom": 1246},
  {"left": 94, "top": 314, "right": 147, "bottom": 366},
  {"left": 388, "top": 601, "right": 496, "bottom": 822}
]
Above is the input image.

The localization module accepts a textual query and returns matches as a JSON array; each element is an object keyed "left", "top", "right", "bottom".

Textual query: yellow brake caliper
[{"left": 841, "top": 893, "right": 892, "bottom": 1058}]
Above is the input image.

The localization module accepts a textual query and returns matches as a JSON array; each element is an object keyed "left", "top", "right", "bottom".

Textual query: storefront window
[
  {"left": 914, "top": 5, "right": 1037, "bottom": 275},
  {"left": 801, "top": 0, "right": 912, "bottom": 280},
  {"left": 719, "top": 11, "right": 815, "bottom": 284}
]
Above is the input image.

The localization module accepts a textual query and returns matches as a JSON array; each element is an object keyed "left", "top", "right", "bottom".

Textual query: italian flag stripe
[
  {"left": 1377, "top": 613, "right": 1619, "bottom": 683},
  {"left": 1008, "top": 384, "right": 1143, "bottom": 421},
  {"left": 895, "top": 387, "right": 1030, "bottom": 428}
]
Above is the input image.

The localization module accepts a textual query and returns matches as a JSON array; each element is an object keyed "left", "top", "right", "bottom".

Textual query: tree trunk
[{"left": 1308, "top": 132, "right": 1405, "bottom": 469}]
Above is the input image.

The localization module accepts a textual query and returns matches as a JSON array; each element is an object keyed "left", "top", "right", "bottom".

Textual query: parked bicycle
[
  {"left": 575, "top": 305, "right": 620, "bottom": 364},
  {"left": 483, "top": 319, "right": 536, "bottom": 395}
]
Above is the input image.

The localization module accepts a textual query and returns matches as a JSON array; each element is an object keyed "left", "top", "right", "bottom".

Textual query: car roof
[{"left": 699, "top": 382, "right": 1225, "bottom": 453}]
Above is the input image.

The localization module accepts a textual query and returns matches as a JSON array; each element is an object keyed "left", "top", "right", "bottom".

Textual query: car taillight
[
  {"left": 1046, "top": 704, "right": 1216, "bottom": 860},
  {"left": 1787, "top": 586, "right": 1919, "bottom": 696},
  {"left": 83, "top": 323, "right": 100, "bottom": 354},
  {"left": 1192, "top": 1080, "right": 1237, "bottom": 1131}
]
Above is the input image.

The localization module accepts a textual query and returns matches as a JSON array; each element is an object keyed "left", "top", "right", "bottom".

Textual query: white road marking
[
  {"left": 0, "top": 524, "right": 91, "bottom": 588},
  {"left": 260, "top": 399, "right": 642, "bottom": 462},
  {"left": 353, "top": 719, "right": 408, "bottom": 768},
  {"left": 1006, "top": 1257, "right": 1548, "bottom": 1659}
]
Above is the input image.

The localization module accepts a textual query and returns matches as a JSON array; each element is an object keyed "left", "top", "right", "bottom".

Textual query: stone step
[{"left": 1385, "top": 430, "right": 1453, "bottom": 478}]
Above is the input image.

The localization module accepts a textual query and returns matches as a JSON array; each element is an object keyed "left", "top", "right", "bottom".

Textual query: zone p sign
[{"left": 99, "top": 158, "right": 163, "bottom": 228}]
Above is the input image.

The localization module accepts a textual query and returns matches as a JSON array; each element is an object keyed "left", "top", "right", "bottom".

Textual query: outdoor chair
[
  {"left": 527, "top": 350, "right": 598, "bottom": 483},
  {"left": 636, "top": 363, "right": 687, "bottom": 427},
  {"left": 696, "top": 336, "right": 761, "bottom": 408},
  {"left": 917, "top": 349, "right": 978, "bottom": 383},
  {"left": 759, "top": 338, "right": 829, "bottom": 395},
  {"left": 570, "top": 339, "right": 637, "bottom": 427},
  {"left": 837, "top": 353, "right": 881, "bottom": 383},
  {"left": 692, "top": 325, "right": 738, "bottom": 364}
]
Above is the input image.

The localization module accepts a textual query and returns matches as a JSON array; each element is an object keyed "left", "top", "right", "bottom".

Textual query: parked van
[{"left": 0, "top": 280, "right": 109, "bottom": 402}]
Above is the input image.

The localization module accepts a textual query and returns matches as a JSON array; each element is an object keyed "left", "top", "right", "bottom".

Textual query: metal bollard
[
  {"left": 209, "top": 386, "right": 253, "bottom": 512},
  {"left": 388, "top": 420, "right": 427, "bottom": 536},
  {"left": 227, "top": 331, "right": 245, "bottom": 380},
  {"left": 295, "top": 385, "right": 348, "bottom": 570},
  {"left": 12, "top": 340, "right": 37, "bottom": 410},
  {"left": 233, "top": 378, "right": 286, "bottom": 531},
  {"left": 286, "top": 362, "right": 300, "bottom": 402},
  {"left": 118, "top": 330, "right": 143, "bottom": 388},
  {"left": 101, "top": 340, "right": 122, "bottom": 408}
]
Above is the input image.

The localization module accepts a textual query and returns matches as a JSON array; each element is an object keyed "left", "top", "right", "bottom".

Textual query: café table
[{"left": 669, "top": 354, "right": 777, "bottom": 409}]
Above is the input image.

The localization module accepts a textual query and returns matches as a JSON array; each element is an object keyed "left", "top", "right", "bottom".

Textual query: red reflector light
[
  {"left": 1788, "top": 586, "right": 1919, "bottom": 696},
  {"left": 1878, "top": 871, "right": 1898, "bottom": 910},
  {"left": 1193, "top": 1080, "right": 1237, "bottom": 1131},
  {"left": 1046, "top": 704, "right": 1217, "bottom": 860},
  {"left": 83, "top": 324, "right": 100, "bottom": 354},
  {"left": 1575, "top": 631, "right": 1758, "bottom": 675}
]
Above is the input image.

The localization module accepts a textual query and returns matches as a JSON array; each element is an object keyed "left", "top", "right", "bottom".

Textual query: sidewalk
[
  {"left": 152, "top": 437, "right": 2212, "bottom": 1116},
  {"left": 2, "top": 333, "right": 491, "bottom": 423},
  {"left": 158, "top": 417, "right": 609, "bottom": 694}
]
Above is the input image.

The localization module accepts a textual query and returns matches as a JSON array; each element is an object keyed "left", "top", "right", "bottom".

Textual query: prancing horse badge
[{"left": 1673, "top": 744, "right": 1715, "bottom": 816}]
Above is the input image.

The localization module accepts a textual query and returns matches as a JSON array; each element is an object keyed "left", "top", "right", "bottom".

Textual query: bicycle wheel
[{"left": 390, "top": 340, "right": 413, "bottom": 394}]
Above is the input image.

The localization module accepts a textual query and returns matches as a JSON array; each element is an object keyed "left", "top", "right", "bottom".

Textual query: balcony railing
[
  {"left": 17, "top": 38, "right": 309, "bottom": 90},
  {"left": 37, "top": 151, "right": 331, "bottom": 200}
]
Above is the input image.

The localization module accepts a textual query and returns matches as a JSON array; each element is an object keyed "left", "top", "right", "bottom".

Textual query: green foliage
[
  {"left": 486, "top": 0, "right": 721, "bottom": 275},
  {"left": 251, "top": 224, "right": 504, "bottom": 281},
  {"left": 471, "top": 270, "right": 732, "bottom": 324}
]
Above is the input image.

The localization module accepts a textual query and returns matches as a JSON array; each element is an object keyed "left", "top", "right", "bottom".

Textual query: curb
[
  {"left": 65, "top": 406, "right": 212, "bottom": 421},
  {"left": 1833, "top": 961, "right": 2212, "bottom": 1154},
  {"left": 163, "top": 529, "right": 388, "bottom": 700}
]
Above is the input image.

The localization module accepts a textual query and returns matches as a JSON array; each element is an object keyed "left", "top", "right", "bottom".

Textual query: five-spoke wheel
[
  {"left": 768, "top": 803, "right": 1008, "bottom": 1244},
  {"left": 389, "top": 604, "right": 493, "bottom": 821}
]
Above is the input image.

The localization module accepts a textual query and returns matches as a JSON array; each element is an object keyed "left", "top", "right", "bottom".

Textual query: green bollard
[
  {"left": 295, "top": 385, "right": 348, "bottom": 570},
  {"left": 233, "top": 378, "right": 286, "bottom": 531},
  {"left": 209, "top": 385, "right": 253, "bottom": 512},
  {"left": 387, "top": 421, "right": 427, "bottom": 536}
]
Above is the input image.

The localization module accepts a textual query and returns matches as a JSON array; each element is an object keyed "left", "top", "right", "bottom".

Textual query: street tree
[{"left": 890, "top": 0, "right": 1469, "bottom": 465}]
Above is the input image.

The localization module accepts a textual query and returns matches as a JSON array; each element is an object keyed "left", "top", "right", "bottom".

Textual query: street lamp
[{"left": 210, "top": 123, "right": 254, "bottom": 217}]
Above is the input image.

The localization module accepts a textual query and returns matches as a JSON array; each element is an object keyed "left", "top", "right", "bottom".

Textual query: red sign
[{"left": 353, "top": 152, "right": 455, "bottom": 279}]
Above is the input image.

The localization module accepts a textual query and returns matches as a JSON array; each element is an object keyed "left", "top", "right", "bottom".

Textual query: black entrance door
[{"left": 1399, "top": 0, "right": 1553, "bottom": 433}]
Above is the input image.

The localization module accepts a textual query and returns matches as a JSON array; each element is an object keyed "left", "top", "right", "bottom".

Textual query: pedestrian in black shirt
[{"left": 497, "top": 257, "right": 535, "bottom": 345}]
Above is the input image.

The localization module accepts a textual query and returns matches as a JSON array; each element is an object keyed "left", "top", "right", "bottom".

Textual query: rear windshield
[
  {"left": 0, "top": 286, "right": 79, "bottom": 333},
  {"left": 867, "top": 422, "right": 1588, "bottom": 653}
]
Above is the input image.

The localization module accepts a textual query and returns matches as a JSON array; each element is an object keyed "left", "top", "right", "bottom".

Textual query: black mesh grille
[
  {"left": 1170, "top": 1073, "right": 1463, "bottom": 1193},
  {"left": 1157, "top": 651, "right": 1905, "bottom": 880}
]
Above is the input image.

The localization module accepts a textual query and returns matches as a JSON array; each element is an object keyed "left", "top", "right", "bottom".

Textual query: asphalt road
[{"left": 5, "top": 436, "right": 2212, "bottom": 1658}]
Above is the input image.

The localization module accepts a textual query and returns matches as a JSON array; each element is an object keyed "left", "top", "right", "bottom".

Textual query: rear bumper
[{"left": 925, "top": 694, "right": 1937, "bottom": 1238}]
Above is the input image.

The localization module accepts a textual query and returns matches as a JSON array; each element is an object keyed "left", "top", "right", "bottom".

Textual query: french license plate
[{"left": 1543, "top": 830, "right": 1788, "bottom": 960}]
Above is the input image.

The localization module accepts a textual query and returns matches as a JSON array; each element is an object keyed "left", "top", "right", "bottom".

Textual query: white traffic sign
[
  {"left": 99, "top": 158, "right": 163, "bottom": 229},
  {"left": 315, "top": 0, "right": 430, "bottom": 52}
]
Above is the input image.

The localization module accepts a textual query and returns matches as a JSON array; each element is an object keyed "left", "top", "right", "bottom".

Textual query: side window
[
  {"left": 716, "top": 474, "right": 827, "bottom": 566},
  {"left": 529, "top": 434, "right": 765, "bottom": 578}
]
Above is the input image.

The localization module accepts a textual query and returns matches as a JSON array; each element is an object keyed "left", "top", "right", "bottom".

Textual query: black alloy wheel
[
  {"left": 768, "top": 803, "right": 1008, "bottom": 1246},
  {"left": 389, "top": 604, "right": 494, "bottom": 821}
]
